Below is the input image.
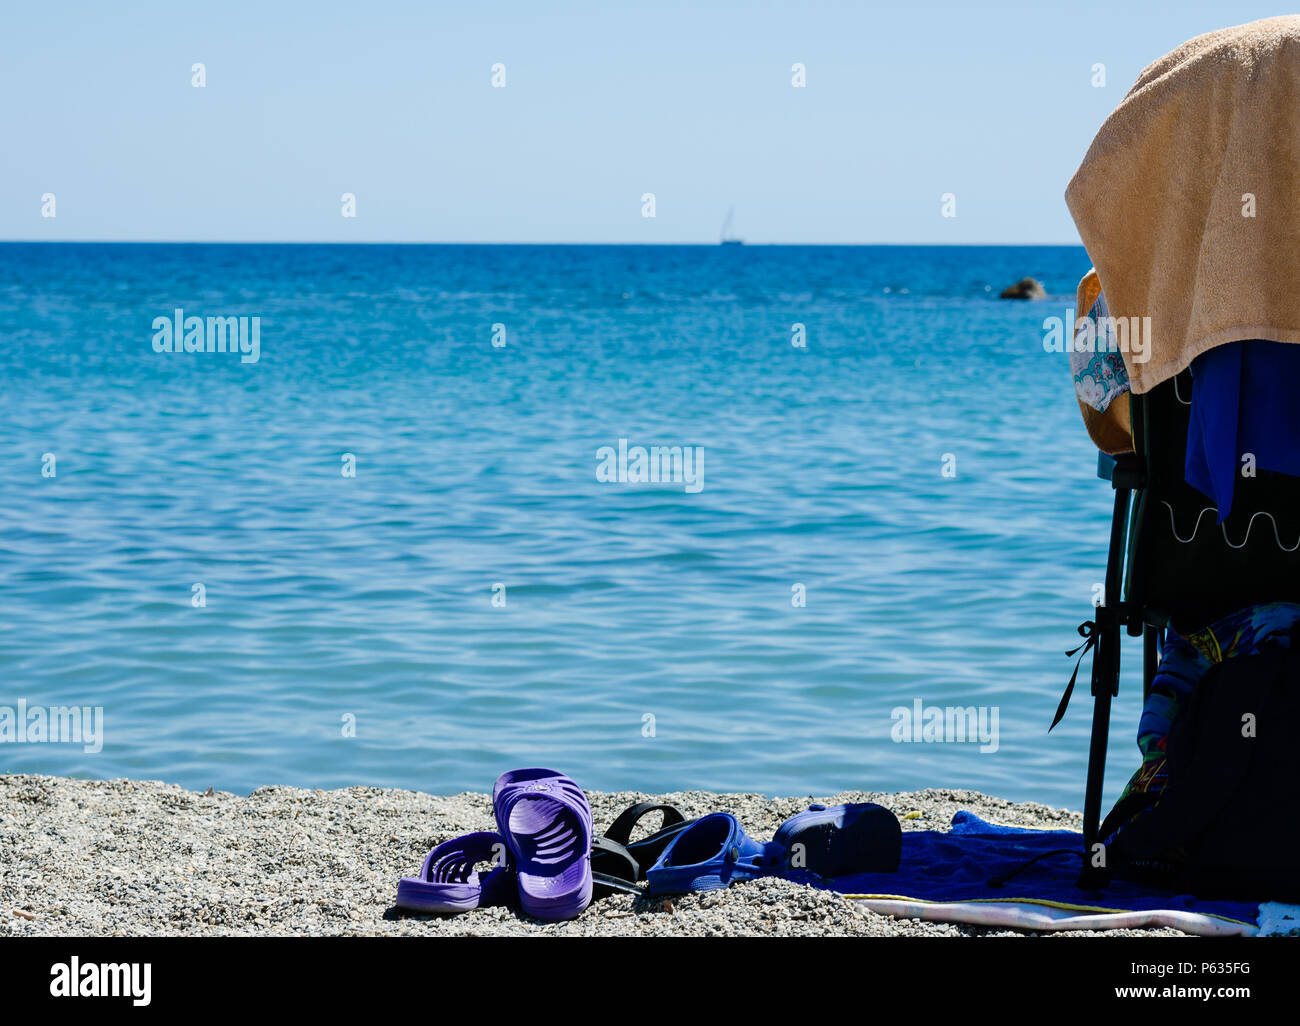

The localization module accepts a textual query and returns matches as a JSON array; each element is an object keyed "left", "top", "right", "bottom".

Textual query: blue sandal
[
  {"left": 646, "top": 813, "right": 784, "bottom": 894},
  {"left": 775, "top": 802, "right": 900, "bottom": 877},
  {"left": 646, "top": 802, "right": 900, "bottom": 895},
  {"left": 492, "top": 767, "right": 594, "bottom": 921},
  {"left": 395, "top": 831, "right": 515, "bottom": 914}
]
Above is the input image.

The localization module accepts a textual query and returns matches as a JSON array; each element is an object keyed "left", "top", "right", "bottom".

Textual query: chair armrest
[{"left": 1097, "top": 452, "right": 1146, "bottom": 490}]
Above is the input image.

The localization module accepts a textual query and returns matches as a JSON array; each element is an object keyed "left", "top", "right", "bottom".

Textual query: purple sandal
[
  {"left": 395, "top": 831, "right": 515, "bottom": 914},
  {"left": 492, "top": 768, "right": 593, "bottom": 921}
]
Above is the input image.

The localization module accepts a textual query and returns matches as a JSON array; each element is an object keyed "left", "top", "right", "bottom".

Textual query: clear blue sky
[{"left": 0, "top": 1, "right": 1278, "bottom": 243}]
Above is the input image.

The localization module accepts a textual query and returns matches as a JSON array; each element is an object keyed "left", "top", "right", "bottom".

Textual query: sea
[{"left": 0, "top": 242, "right": 1146, "bottom": 809}]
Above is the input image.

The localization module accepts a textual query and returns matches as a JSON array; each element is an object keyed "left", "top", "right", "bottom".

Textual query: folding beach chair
[{"left": 1073, "top": 368, "right": 1300, "bottom": 849}]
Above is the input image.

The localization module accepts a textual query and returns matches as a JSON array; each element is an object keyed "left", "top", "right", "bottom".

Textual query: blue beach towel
[
  {"left": 1185, "top": 338, "right": 1300, "bottom": 521},
  {"left": 825, "top": 812, "right": 1260, "bottom": 934}
]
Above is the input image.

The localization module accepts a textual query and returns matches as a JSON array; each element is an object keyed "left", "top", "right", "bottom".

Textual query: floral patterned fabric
[{"left": 1071, "top": 285, "right": 1131, "bottom": 413}]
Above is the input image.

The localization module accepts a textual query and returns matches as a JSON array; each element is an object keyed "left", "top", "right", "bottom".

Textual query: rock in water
[{"left": 999, "top": 277, "right": 1046, "bottom": 299}]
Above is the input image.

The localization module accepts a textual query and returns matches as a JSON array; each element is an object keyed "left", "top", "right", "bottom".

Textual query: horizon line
[{"left": 0, "top": 239, "right": 1088, "bottom": 247}]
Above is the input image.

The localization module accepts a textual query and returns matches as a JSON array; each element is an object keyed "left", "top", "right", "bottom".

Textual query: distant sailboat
[{"left": 720, "top": 207, "right": 744, "bottom": 246}]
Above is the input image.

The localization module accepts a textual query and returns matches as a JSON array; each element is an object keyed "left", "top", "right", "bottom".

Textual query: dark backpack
[{"left": 1099, "top": 631, "right": 1300, "bottom": 900}]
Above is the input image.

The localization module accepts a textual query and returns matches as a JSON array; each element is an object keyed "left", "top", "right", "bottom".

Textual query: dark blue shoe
[
  {"left": 646, "top": 802, "right": 900, "bottom": 895},
  {"left": 774, "top": 802, "right": 901, "bottom": 877},
  {"left": 645, "top": 813, "right": 785, "bottom": 894}
]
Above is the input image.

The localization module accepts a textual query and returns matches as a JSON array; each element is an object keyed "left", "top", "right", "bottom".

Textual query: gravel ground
[{"left": 0, "top": 774, "right": 1187, "bottom": 937}]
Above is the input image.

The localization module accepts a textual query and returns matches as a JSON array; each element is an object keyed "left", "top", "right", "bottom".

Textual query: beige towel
[{"left": 1065, "top": 16, "right": 1300, "bottom": 394}]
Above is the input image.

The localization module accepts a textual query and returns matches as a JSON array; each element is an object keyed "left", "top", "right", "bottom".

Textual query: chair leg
[
  {"left": 1143, "top": 625, "right": 1159, "bottom": 701},
  {"left": 1082, "top": 614, "right": 1122, "bottom": 850},
  {"left": 1082, "top": 485, "right": 1131, "bottom": 850}
]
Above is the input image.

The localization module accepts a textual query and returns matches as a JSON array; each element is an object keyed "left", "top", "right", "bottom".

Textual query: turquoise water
[{"left": 0, "top": 243, "right": 1146, "bottom": 807}]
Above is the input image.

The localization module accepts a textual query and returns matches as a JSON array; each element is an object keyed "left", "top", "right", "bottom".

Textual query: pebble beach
[{"left": 0, "top": 775, "right": 1185, "bottom": 937}]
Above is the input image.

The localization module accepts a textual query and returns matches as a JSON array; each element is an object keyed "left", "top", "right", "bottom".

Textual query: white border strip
[{"left": 849, "top": 896, "right": 1257, "bottom": 936}]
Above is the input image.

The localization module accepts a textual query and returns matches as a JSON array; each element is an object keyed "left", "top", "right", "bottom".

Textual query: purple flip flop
[
  {"left": 492, "top": 768, "right": 594, "bottom": 921},
  {"left": 395, "top": 830, "right": 515, "bottom": 914}
]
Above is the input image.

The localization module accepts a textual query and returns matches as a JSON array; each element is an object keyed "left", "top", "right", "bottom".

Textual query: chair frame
[
  {"left": 1081, "top": 448, "right": 1154, "bottom": 849},
  {"left": 1079, "top": 361, "right": 1300, "bottom": 851}
]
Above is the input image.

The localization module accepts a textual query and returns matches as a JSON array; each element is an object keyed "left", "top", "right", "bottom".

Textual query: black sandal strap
[
  {"left": 591, "top": 804, "right": 695, "bottom": 898},
  {"left": 592, "top": 872, "right": 646, "bottom": 898},
  {"left": 603, "top": 802, "right": 687, "bottom": 846},
  {"left": 591, "top": 834, "right": 640, "bottom": 882}
]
